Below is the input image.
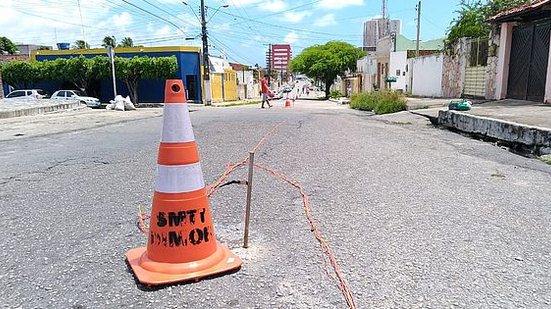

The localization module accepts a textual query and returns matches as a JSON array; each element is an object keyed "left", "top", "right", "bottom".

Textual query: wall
[
  {"left": 211, "top": 74, "right": 223, "bottom": 102},
  {"left": 223, "top": 69, "right": 238, "bottom": 101},
  {"left": 235, "top": 70, "right": 258, "bottom": 99},
  {"left": 485, "top": 28, "right": 501, "bottom": 100},
  {"left": 411, "top": 54, "right": 443, "bottom": 97},
  {"left": 1, "top": 54, "right": 33, "bottom": 96},
  {"left": 357, "top": 55, "right": 377, "bottom": 92},
  {"left": 389, "top": 51, "right": 408, "bottom": 91},
  {"left": 210, "top": 70, "right": 238, "bottom": 102},
  {"left": 32, "top": 47, "right": 202, "bottom": 103},
  {"left": 441, "top": 38, "right": 467, "bottom": 98},
  {"left": 376, "top": 36, "right": 392, "bottom": 89}
]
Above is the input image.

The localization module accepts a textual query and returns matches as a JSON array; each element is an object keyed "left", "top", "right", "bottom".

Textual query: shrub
[
  {"left": 350, "top": 92, "right": 376, "bottom": 111},
  {"left": 329, "top": 90, "right": 342, "bottom": 98},
  {"left": 350, "top": 90, "right": 407, "bottom": 115}
]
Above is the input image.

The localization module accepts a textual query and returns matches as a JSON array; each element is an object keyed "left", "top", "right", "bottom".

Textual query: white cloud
[
  {"left": 318, "top": 0, "right": 363, "bottom": 9},
  {"left": 112, "top": 12, "right": 133, "bottom": 28},
  {"left": 314, "top": 14, "right": 337, "bottom": 27},
  {"left": 262, "top": 0, "right": 287, "bottom": 12},
  {"left": 155, "top": 26, "right": 173, "bottom": 37},
  {"left": 284, "top": 31, "right": 298, "bottom": 44},
  {"left": 212, "top": 22, "right": 231, "bottom": 31},
  {"left": 231, "top": 0, "right": 264, "bottom": 5},
  {"left": 282, "top": 11, "right": 311, "bottom": 23},
  {"left": 176, "top": 13, "right": 201, "bottom": 28}
]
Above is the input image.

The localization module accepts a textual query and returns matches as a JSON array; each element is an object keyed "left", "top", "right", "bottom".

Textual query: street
[{"left": 1, "top": 100, "right": 550, "bottom": 308}]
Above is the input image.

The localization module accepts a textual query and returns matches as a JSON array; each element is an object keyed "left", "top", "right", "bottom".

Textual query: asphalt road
[{"left": 1, "top": 100, "right": 550, "bottom": 308}]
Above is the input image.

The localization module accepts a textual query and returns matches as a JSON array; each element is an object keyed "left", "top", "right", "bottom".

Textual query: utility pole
[
  {"left": 77, "top": 0, "right": 87, "bottom": 47},
  {"left": 107, "top": 46, "right": 117, "bottom": 98},
  {"left": 266, "top": 44, "right": 272, "bottom": 85},
  {"left": 200, "top": 0, "right": 211, "bottom": 106},
  {"left": 416, "top": 1, "right": 421, "bottom": 58},
  {"left": 410, "top": 1, "right": 421, "bottom": 95}
]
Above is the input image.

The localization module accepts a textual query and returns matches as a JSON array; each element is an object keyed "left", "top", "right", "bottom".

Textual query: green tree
[
  {"left": 290, "top": 41, "right": 365, "bottom": 98},
  {"left": 484, "top": 0, "right": 531, "bottom": 18},
  {"left": 73, "top": 40, "right": 90, "bottom": 49},
  {"left": 35, "top": 56, "right": 108, "bottom": 97},
  {"left": 118, "top": 37, "right": 134, "bottom": 48},
  {"left": 39, "top": 58, "right": 67, "bottom": 82},
  {"left": 0, "top": 37, "right": 18, "bottom": 54},
  {"left": 102, "top": 36, "right": 117, "bottom": 48},
  {"left": 64, "top": 56, "right": 110, "bottom": 93},
  {"left": 115, "top": 56, "right": 178, "bottom": 105},
  {"left": 0, "top": 61, "right": 42, "bottom": 88},
  {"left": 445, "top": 0, "right": 530, "bottom": 48}
]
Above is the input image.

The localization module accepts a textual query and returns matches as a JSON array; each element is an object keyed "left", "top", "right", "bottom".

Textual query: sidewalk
[
  {"left": 0, "top": 108, "right": 164, "bottom": 141},
  {"left": 0, "top": 99, "right": 88, "bottom": 119},
  {"left": 411, "top": 99, "right": 551, "bottom": 155}
]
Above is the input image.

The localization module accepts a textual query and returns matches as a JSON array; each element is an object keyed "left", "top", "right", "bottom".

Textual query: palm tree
[
  {"left": 118, "top": 37, "right": 134, "bottom": 48},
  {"left": 101, "top": 36, "right": 117, "bottom": 48},
  {"left": 73, "top": 40, "right": 90, "bottom": 49}
]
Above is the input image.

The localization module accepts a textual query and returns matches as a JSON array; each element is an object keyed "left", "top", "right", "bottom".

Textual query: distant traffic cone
[
  {"left": 285, "top": 99, "right": 292, "bottom": 108},
  {"left": 126, "top": 80, "right": 242, "bottom": 286}
]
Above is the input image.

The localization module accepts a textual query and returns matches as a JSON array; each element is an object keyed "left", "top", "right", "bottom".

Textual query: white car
[
  {"left": 4, "top": 89, "right": 48, "bottom": 100},
  {"left": 51, "top": 90, "right": 101, "bottom": 108}
]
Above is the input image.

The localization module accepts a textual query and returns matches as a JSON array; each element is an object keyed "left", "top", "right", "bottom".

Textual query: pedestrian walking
[{"left": 261, "top": 74, "right": 272, "bottom": 108}]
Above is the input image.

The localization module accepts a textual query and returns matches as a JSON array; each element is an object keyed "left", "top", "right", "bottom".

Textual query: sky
[{"left": 0, "top": 0, "right": 464, "bottom": 66}]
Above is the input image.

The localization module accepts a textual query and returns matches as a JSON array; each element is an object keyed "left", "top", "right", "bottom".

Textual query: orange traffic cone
[
  {"left": 126, "top": 80, "right": 242, "bottom": 286},
  {"left": 285, "top": 99, "right": 292, "bottom": 108}
]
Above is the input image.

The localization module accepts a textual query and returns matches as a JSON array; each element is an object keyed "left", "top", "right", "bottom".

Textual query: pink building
[{"left": 269, "top": 44, "right": 292, "bottom": 74}]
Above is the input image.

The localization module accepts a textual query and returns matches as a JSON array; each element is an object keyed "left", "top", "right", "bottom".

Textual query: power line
[
  {"left": 138, "top": 0, "right": 199, "bottom": 29},
  {"left": 119, "top": 0, "right": 187, "bottom": 34},
  {"left": 215, "top": 10, "right": 361, "bottom": 38}
]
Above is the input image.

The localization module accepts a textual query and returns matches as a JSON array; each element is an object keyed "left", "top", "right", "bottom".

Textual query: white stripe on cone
[
  {"left": 161, "top": 104, "right": 195, "bottom": 143},
  {"left": 155, "top": 163, "right": 205, "bottom": 193}
]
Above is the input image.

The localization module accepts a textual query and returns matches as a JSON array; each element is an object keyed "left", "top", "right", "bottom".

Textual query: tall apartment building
[
  {"left": 266, "top": 44, "right": 292, "bottom": 73},
  {"left": 363, "top": 18, "right": 401, "bottom": 51}
]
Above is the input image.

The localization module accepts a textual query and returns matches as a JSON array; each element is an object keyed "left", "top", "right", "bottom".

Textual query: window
[
  {"left": 57, "top": 91, "right": 67, "bottom": 97},
  {"left": 396, "top": 69, "right": 401, "bottom": 76},
  {"left": 6, "top": 91, "right": 25, "bottom": 98}
]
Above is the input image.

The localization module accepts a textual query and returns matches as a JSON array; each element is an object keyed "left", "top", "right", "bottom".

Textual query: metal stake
[{"left": 243, "top": 151, "right": 255, "bottom": 248}]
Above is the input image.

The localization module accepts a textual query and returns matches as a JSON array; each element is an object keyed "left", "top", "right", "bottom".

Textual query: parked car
[
  {"left": 4, "top": 89, "right": 48, "bottom": 100},
  {"left": 270, "top": 90, "right": 283, "bottom": 99},
  {"left": 51, "top": 90, "right": 101, "bottom": 108}
]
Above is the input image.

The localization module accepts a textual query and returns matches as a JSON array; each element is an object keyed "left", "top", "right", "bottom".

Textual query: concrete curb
[
  {"left": 213, "top": 100, "right": 261, "bottom": 107},
  {"left": 329, "top": 97, "right": 350, "bottom": 104},
  {"left": 438, "top": 110, "right": 551, "bottom": 154},
  {"left": 0, "top": 102, "right": 88, "bottom": 120}
]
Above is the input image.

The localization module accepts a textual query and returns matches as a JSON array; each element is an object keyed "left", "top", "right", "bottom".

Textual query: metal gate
[
  {"left": 507, "top": 19, "right": 551, "bottom": 102},
  {"left": 464, "top": 38, "right": 488, "bottom": 97}
]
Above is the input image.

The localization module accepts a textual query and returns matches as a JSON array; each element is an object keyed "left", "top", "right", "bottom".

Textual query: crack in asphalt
[{"left": 0, "top": 158, "right": 118, "bottom": 185}]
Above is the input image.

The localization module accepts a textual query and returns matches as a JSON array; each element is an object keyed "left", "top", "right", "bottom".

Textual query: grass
[
  {"left": 329, "top": 90, "right": 343, "bottom": 99},
  {"left": 350, "top": 90, "right": 407, "bottom": 115}
]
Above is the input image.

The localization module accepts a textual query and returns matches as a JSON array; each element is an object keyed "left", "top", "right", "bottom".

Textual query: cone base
[{"left": 126, "top": 241, "right": 242, "bottom": 286}]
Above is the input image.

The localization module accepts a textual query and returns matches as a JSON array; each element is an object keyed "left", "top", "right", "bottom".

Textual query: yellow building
[{"left": 208, "top": 57, "right": 239, "bottom": 103}]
